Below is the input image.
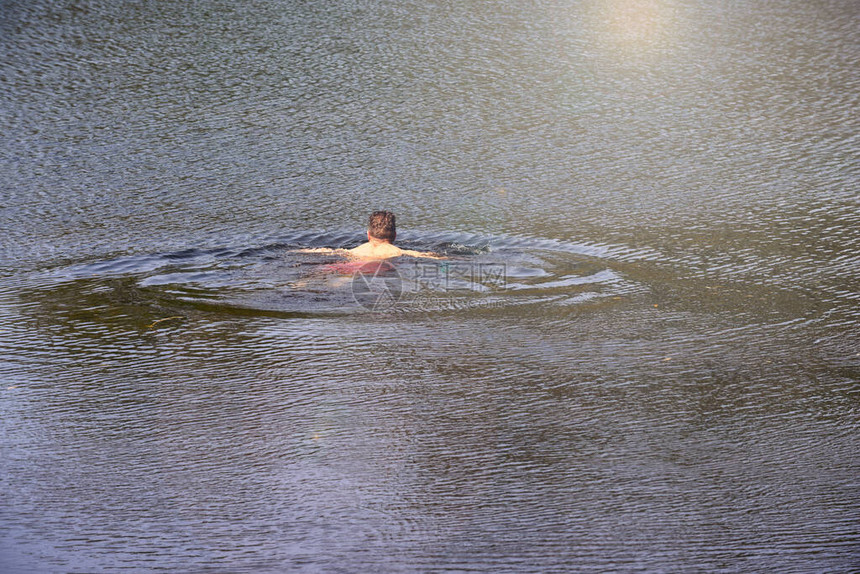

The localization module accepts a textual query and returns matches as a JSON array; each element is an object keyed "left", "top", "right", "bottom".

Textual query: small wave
[
  {"left": 506, "top": 269, "right": 622, "bottom": 291},
  {"left": 29, "top": 229, "right": 643, "bottom": 317}
]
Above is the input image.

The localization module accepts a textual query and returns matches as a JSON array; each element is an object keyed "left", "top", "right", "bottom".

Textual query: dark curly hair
[{"left": 368, "top": 211, "right": 396, "bottom": 242}]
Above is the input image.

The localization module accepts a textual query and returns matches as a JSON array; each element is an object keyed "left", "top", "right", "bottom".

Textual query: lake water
[{"left": 1, "top": 1, "right": 858, "bottom": 572}]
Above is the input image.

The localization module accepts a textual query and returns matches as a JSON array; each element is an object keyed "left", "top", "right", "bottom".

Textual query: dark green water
[{"left": 1, "top": 1, "right": 858, "bottom": 572}]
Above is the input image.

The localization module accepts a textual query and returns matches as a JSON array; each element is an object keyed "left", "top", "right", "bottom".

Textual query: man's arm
[
  {"left": 399, "top": 249, "right": 445, "bottom": 260},
  {"left": 292, "top": 247, "right": 348, "bottom": 255}
]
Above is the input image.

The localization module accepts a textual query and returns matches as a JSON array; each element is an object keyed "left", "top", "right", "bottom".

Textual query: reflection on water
[{"left": 1, "top": 0, "right": 858, "bottom": 572}]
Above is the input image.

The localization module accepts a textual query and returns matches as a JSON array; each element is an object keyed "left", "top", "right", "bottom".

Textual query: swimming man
[{"left": 301, "top": 211, "right": 443, "bottom": 260}]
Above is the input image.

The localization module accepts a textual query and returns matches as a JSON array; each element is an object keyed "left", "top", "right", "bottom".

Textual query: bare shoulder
[{"left": 345, "top": 243, "right": 375, "bottom": 258}]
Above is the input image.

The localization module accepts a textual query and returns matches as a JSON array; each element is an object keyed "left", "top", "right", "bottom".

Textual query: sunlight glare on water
[
  {"left": 0, "top": 0, "right": 858, "bottom": 572},
  {"left": 588, "top": 0, "right": 680, "bottom": 56}
]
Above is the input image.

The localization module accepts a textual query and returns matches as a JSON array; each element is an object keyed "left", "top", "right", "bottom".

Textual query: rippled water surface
[{"left": 1, "top": 1, "right": 858, "bottom": 572}]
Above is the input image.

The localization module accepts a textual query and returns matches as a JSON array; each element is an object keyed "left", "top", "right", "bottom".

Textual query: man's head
[{"left": 367, "top": 210, "right": 396, "bottom": 243}]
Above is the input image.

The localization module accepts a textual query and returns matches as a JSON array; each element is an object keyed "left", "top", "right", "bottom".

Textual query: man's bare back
[
  {"left": 295, "top": 243, "right": 442, "bottom": 260},
  {"left": 346, "top": 239, "right": 442, "bottom": 260}
]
